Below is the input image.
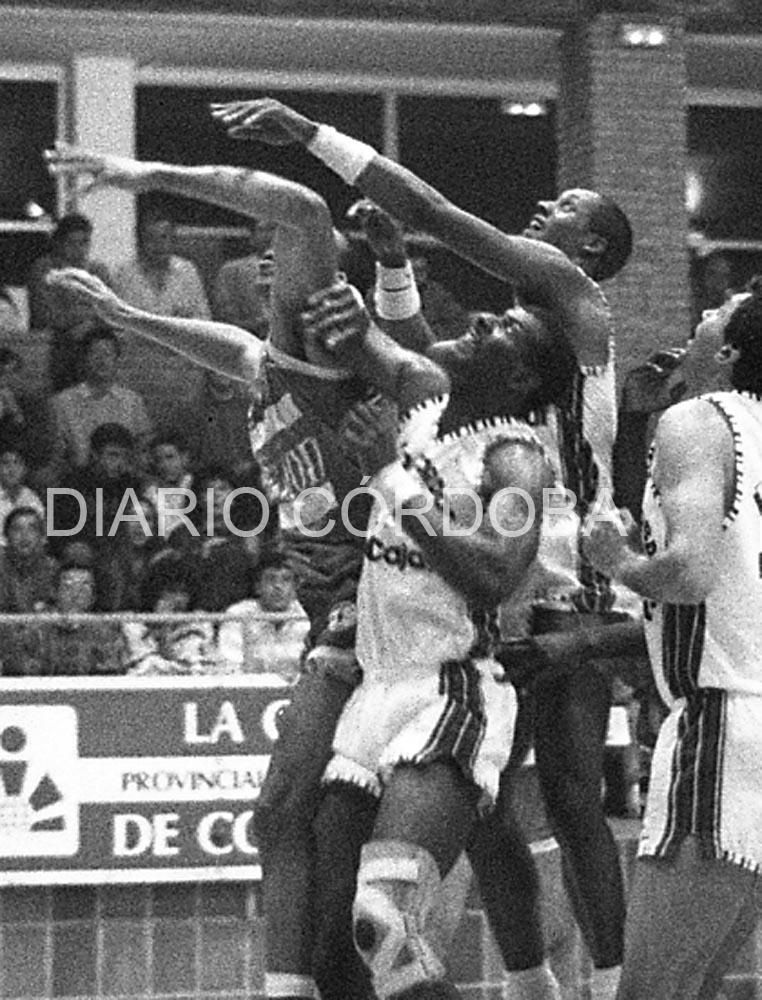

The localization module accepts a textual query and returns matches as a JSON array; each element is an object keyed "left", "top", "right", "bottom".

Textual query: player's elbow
[{"left": 670, "top": 562, "right": 715, "bottom": 604}]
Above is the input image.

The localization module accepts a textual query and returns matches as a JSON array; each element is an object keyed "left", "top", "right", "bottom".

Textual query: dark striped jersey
[{"left": 247, "top": 344, "right": 375, "bottom": 540}]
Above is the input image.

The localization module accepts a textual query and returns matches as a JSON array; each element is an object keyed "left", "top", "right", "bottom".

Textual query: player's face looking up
[
  {"left": 429, "top": 305, "right": 551, "bottom": 417},
  {"left": 522, "top": 187, "right": 603, "bottom": 258}
]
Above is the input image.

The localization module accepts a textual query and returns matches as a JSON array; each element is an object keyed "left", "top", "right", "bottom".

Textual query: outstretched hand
[
  {"left": 302, "top": 280, "right": 370, "bottom": 361},
  {"left": 347, "top": 199, "right": 408, "bottom": 268},
  {"left": 46, "top": 268, "right": 126, "bottom": 326},
  {"left": 44, "top": 142, "right": 153, "bottom": 192},
  {"left": 210, "top": 98, "right": 317, "bottom": 146}
]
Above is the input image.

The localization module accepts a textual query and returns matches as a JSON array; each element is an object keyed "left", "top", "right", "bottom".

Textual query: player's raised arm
[
  {"left": 47, "top": 267, "right": 263, "bottom": 383},
  {"left": 46, "top": 144, "right": 338, "bottom": 357},
  {"left": 210, "top": 98, "right": 606, "bottom": 364}
]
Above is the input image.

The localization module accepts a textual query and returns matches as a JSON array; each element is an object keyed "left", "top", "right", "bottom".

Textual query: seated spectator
[
  {"left": 50, "top": 422, "right": 144, "bottom": 560},
  {"left": 143, "top": 432, "right": 194, "bottom": 540},
  {"left": 0, "top": 348, "right": 54, "bottom": 480},
  {"left": 210, "top": 219, "right": 275, "bottom": 338},
  {"left": 170, "top": 465, "right": 261, "bottom": 611},
  {"left": 0, "top": 506, "right": 57, "bottom": 612},
  {"left": 26, "top": 213, "right": 112, "bottom": 390},
  {"left": 40, "top": 560, "right": 125, "bottom": 676},
  {"left": 113, "top": 205, "right": 210, "bottom": 320},
  {"left": 218, "top": 551, "right": 309, "bottom": 679},
  {"left": 112, "top": 204, "right": 211, "bottom": 429},
  {"left": 121, "top": 552, "right": 216, "bottom": 675},
  {"left": 183, "top": 369, "right": 257, "bottom": 480},
  {"left": 47, "top": 326, "right": 152, "bottom": 479},
  {"left": 96, "top": 496, "right": 167, "bottom": 612},
  {"left": 0, "top": 439, "right": 45, "bottom": 544}
]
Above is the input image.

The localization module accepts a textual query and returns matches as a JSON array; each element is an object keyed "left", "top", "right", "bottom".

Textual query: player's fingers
[{"left": 302, "top": 300, "right": 360, "bottom": 332}]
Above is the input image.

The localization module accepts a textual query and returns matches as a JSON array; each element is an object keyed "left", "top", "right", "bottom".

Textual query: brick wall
[
  {"left": 2, "top": 817, "right": 760, "bottom": 999},
  {"left": 557, "top": 13, "right": 692, "bottom": 379}
]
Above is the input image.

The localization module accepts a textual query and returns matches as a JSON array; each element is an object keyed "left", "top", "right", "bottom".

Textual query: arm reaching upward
[
  {"left": 210, "top": 98, "right": 609, "bottom": 366},
  {"left": 45, "top": 144, "right": 337, "bottom": 357}
]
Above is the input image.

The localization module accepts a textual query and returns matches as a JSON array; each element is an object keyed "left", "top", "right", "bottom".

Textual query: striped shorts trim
[{"left": 326, "top": 656, "right": 516, "bottom": 806}]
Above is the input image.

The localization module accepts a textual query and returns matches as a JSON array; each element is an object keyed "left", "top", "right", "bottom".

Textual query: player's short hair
[
  {"left": 589, "top": 196, "right": 633, "bottom": 281},
  {"left": 724, "top": 276, "right": 762, "bottom": 395}
]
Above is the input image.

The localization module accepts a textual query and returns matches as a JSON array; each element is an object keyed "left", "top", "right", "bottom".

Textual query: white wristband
[
  {"left": 374, "top": 261, "right": 422, "bottom": 321},
  {"left": 307, "top": 125, "right": 377, "bottom": 185}
]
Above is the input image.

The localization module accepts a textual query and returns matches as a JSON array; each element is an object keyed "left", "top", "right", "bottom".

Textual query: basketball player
[
  {"left": 45, "top": 145, "right": 430, "bottom": 1000},
  {"left": 585, "top": 282, "right": 762, "bottom": 1000},
  {"left": 210, "top": 95, "right": 634, "bottom": 1000}
]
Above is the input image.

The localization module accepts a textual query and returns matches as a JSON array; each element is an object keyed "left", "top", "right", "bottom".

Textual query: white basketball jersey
[
  {"left": 642, "top": 391, "right": 762, "bottom": 706},
  {"left": 356, "top": 397, "right": 543, "bottom": 684}
]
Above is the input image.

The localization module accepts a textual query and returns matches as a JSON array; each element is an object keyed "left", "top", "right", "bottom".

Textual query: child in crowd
[
  {"left": 43, "top": 560, "right": 125, "bottom": 675},
  {"left": 170, "top": 465, "right": 262, "bottom": 611},
  {"left": 121, "top": 552, "right": 216, "bottom": 675},
  {"left": 143, "top": 432, "right": 195, "bottom": 540},
  {"left": 96, "top": 496, "right": 167, "bottom": 611},
  {"left": 50, "top": 421, "right": 143, "bottom": 560},
  {"left": 0, "top": 440, "right": 45, "bottom": 544},
  {"left": 218, "top": 551, "right": 309, "bottom": 679},
  {"left": 0, "top": 506, "right": 57, "bottom": 612},
  {"left": 0, "top": 349, "right": 53, "bottom": 483}
]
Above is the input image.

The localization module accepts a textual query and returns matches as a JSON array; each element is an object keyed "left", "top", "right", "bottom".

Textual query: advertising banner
[{"left": 0, "top": 675, "right": 291, "bottom": 885}]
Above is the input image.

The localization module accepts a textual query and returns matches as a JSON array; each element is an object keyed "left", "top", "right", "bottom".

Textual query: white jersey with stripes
[{"left": 639, "top": 390, "right": 762, "bottom": 869}]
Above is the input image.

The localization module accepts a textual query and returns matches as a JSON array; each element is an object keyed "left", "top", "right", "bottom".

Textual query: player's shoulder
[
  {"left": 653, "top": 395, "right": 733, "bottom": 468},
  {"left": 550, "top": 268, "right": 613, "bottom": 370}
]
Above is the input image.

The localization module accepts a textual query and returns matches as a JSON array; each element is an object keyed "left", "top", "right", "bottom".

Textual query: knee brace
[{"left": 352, "top": 840, "right": 446, "bottom": 1000}]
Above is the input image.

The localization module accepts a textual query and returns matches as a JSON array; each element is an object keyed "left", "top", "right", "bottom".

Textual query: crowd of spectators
[{"left": 0, "top": 208, "right": 312, "bottom": 679}]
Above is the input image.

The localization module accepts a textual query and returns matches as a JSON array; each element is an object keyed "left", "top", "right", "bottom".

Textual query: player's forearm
[
  {"left": 371, "top": 260, "right": 434, "bottom": 354},
  {"left": 305, "top": 126, "right": 579, "bottom": 299},
  {"left": 144, "top": 164, "right": 331, "bottom": 231},
  {"left": 335, "top": 321, "right": 447, "bottom": 412},
  {"left": 615, "top": 543, "right": 713, "bottom": 605},
  {"left": 571, "top": 618, "right": 646, "bottom": 660},
  {"left": 375, "top": 313, "right": 434, "bottom": 354},
  {"left": 105, "top": 299, "right": 259, "bottom": 381},
  {"left": 400, "top": 501, "right": 538, "bottom": 607}
]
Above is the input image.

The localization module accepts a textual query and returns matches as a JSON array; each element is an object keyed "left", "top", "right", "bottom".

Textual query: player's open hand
[
  {"left": 347, "top": 199, "right": 408, "bottom": 268},
  {"left": 47, "top": 268, "right": 125, "bottom": 326},
  {"left": 302, "top": 280, "right": 370, "bottom": 361},
  {"left": 210, "top": 98, "right": 317, "bottom": 146}
]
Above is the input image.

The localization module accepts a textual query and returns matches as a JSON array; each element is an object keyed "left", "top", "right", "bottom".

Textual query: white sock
[
  {"left": 504, "top": 962, "right": 562, "bottom": 1000},
  {"left": 590, "top": 964, "right": 622, "bottom": 1000}
]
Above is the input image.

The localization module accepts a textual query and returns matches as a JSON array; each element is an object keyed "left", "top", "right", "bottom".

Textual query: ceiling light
[
  {"left": 619, "top": 23, "right": 669, "bottom": 48},
  {"left": 500, "top": 100, "right": 547, "bottom": 117}
]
